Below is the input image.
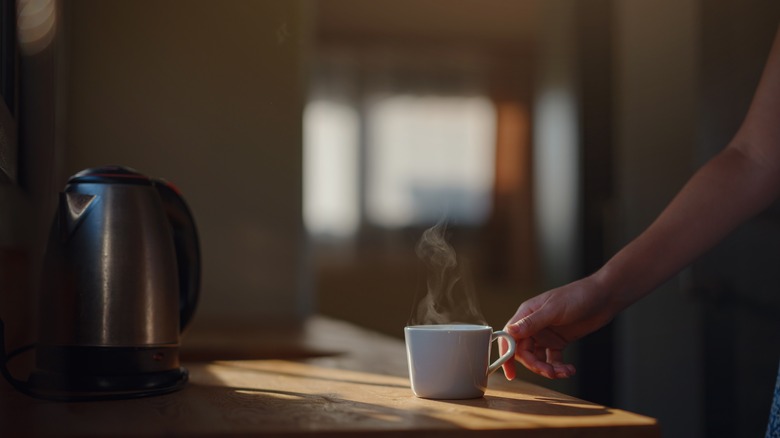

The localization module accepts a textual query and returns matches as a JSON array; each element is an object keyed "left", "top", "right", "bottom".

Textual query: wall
[
  {"left": 612, "top": 0, "right": 703, "bottom": 436},
  {"left": 533, "top": 0, "right": 581, "bottom": 291},
  {"left": 0, "top": 0, "right": 69, "bottom": 354},
  {"left": 310, "top": 0, "right": 540, "bottom": 342},
  {"left": 695, "top": 1, "right": 780, "bottom": 436},
  {"left": 613, "top": 1, "right": 780, "bottom": 436},
  {"left": 64, "top": 0, "right": 312, "bottom": 327}
]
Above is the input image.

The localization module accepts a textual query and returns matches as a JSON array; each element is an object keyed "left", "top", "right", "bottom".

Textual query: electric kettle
[{"left": 28, "top": 165, "right": 200, "bottom": 400}]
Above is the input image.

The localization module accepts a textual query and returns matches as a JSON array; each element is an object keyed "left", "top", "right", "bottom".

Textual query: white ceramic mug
[{"left": 404, "top": 324, "right": 516, "bottom": 399}]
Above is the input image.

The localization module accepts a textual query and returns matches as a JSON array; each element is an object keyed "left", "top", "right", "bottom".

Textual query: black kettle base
[{"left": 26, "top": 367, "right": 189, "bottom": 402}]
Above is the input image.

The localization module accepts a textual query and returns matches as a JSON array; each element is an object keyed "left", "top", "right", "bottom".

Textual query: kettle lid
[{"left": 69, "top": 165, "right": 152, "bottom": 186}]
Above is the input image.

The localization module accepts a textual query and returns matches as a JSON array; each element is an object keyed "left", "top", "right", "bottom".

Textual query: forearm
[
  {"left": 593, "top": 26, "right": 780, "bottom": 310},
  {"left": 595, "top": 145, "right": 780, "bottom": 311}
]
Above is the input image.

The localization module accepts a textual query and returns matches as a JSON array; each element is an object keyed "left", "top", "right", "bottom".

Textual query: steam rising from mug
[{"left": 409, "top": 221, "right": 486, "bottom": 326}]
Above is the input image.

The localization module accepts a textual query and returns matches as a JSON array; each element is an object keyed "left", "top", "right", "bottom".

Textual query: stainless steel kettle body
[{"left": 32, "top": 166, "right": 200, "bottom": 399}]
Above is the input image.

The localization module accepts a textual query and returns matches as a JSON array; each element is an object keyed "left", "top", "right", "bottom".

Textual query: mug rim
[{"left": 405, "top": 324, "right": 492, "bottom": 331}]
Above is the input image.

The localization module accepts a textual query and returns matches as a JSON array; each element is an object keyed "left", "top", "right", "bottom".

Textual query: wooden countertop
[{"left": 0, "top": 316, "right": 660, "bottom": 437}]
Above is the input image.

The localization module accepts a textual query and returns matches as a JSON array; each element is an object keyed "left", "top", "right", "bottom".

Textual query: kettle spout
[{"left": 59, "top": 192, "right": 97, "bottom": 242}]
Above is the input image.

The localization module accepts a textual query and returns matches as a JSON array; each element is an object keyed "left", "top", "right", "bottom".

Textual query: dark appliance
[{"left": 1, "top": 165, "right": 200, "bottom": 401}]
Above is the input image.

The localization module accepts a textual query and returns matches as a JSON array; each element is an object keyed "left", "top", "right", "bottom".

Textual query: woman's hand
[{"left": 500, "top": 274, "right": 618, "bottom": 380}]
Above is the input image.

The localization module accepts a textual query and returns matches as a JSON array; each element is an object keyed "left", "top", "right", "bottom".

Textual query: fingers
[
  {"left": 501, "top": 356, "right": 517, "bottom": 381},
  {"left": 546, "top": 349, "right": 576, "bottom": 378},
  {"left": 503, "top": 289, "right": 577, "bottom": 379},
  {"left": 506, "top": 318, "right": 529, "bottom": 338},
  {"left": 514, "top": 338, "right": 554, "bottom": 379},
  {"left": 498, "top": 335, "right": 517, "bottom": 380},
  {"left": 513, "top": 338, "right": 576, "bottom": 380},
  {"left": 506, "top": 306, "right": 551, "bottom": 339}
]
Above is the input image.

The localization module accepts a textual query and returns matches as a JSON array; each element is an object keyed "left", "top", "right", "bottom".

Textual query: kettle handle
[{"left": 152, "top": 180, "right": 201, "bottom": 332}]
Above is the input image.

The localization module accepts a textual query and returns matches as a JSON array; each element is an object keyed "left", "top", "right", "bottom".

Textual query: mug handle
[{"left": 488, "top": 331, "right": 516, "bottom": 375}]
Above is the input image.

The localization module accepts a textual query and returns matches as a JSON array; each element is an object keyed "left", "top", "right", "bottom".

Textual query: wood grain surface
[{"left": 0, "top": 317, "right": 660, "bottom": 437}]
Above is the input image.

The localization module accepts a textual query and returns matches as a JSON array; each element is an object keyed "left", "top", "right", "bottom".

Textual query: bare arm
[
  {"left": 502, "top": 25, "right": 780, "bottom": 380},
  {"left": 601, "top": 25, "right": 780, "bottom": 310}
]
